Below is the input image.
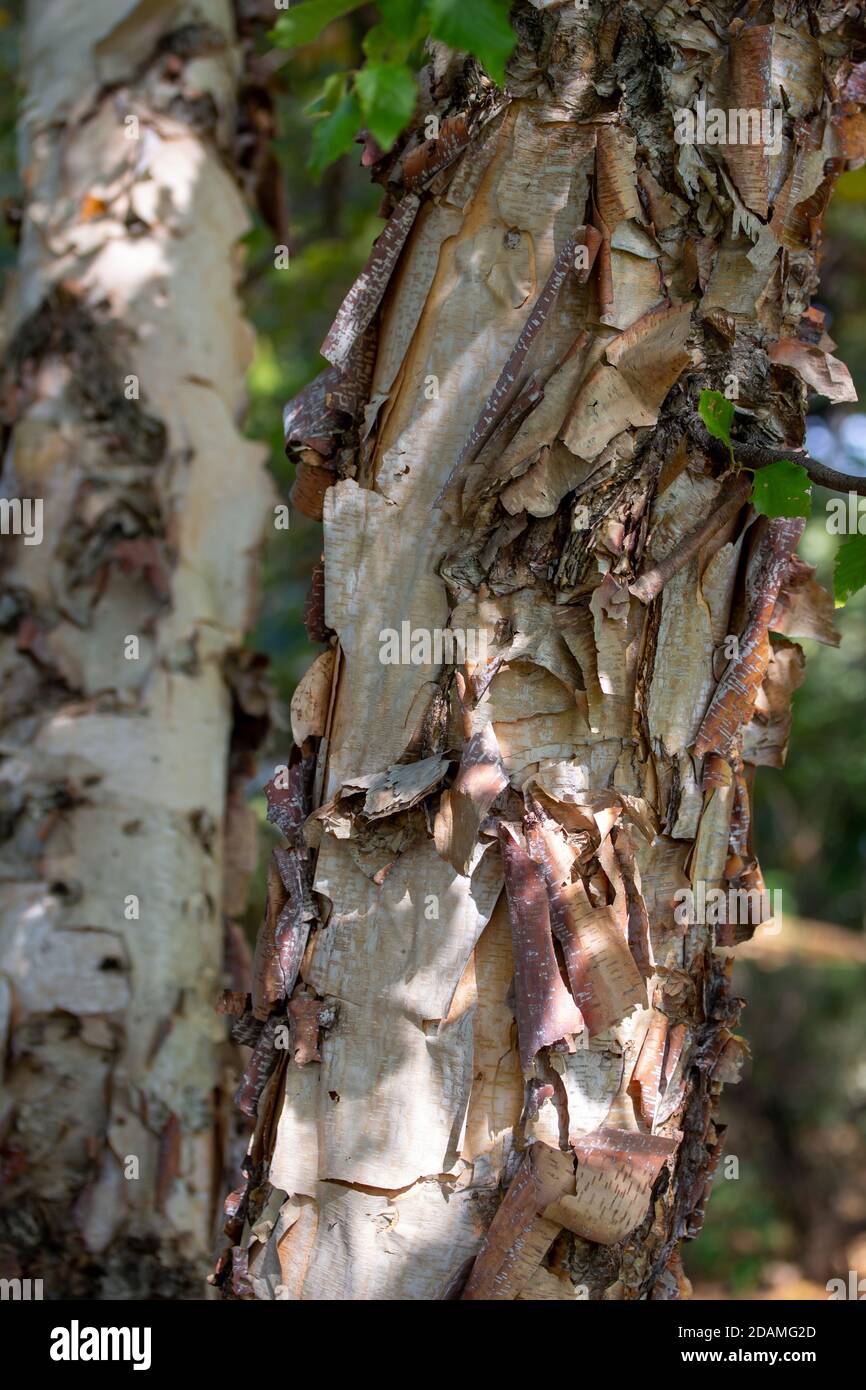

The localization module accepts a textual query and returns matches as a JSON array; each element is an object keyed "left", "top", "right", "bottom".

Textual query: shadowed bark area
[
  {"left": 0, "top": 0, "right": 272, "bottom": 1297},
  {"left": 221, "top": 0, "right": 863, "bottom": 1300}
]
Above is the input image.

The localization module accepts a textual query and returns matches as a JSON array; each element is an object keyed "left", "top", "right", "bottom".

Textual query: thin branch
[
  {"left": 689, "top": 419, "right": 866, "bottom": 496},
  {"left": 731, "top": 439, "right": 866, "bottom": 495}
]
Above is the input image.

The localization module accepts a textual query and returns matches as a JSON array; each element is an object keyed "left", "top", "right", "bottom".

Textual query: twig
[
  {"left": 732, "top": 440, "right": 866, "bottom": 495},
  {"left": 690, "top": 419, "right": 866, "bottom": 496}
]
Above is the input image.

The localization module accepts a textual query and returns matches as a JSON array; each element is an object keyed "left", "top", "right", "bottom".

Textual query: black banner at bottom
[{"left": 0, "top": 1290, "right": 859, "bottom": 1377}]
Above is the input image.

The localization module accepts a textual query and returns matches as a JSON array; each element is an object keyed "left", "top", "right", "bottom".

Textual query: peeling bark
[{"left": 223, "top": 0, "right": 859, "bottom": 1301}]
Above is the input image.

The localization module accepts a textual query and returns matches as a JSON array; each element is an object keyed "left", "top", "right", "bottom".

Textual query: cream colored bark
[
  {"left": 226, "top": 1, "right": 860, "bottom": 1301},
  {"left": 0, "top": 0, "right": 272, "bottom": 1296}
]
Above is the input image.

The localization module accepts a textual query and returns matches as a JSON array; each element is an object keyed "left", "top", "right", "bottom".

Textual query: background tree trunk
[
  {"left": 0, "top": 0, "right": 272, "bottom": 1298},
  {"left": 226, "top": 0, "right": 861, "bottom": 1301}
]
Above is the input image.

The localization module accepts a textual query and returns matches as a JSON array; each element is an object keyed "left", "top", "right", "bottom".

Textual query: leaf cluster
[{"left": 271, "top": 0, "right": 515, "bottom": 173}]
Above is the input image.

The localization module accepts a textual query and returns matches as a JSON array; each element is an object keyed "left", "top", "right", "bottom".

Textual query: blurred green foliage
[
  {"left": 270, "top": 0, "right": 514, "bottom": 175},
  {"left": 758, "top": 502, "right": 866, "bottom": 932},
  {"left": 243, "top": 17, "right": 381, "bottom": 716},
  {"left": 685, "top": 957, "right": 866, "bottom": 1295}
]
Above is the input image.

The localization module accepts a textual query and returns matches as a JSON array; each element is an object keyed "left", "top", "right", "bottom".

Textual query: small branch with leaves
[
  {"left": 696, "top": 390, "right": 866, "bottom": 607},
  {"left": 689, "top": 413, "right": 866, "bottom": 497}
]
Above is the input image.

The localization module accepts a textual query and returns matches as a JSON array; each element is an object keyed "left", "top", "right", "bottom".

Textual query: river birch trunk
[
  {"left": 223, "top": 0, "right": 862, "bottom": 1301},
  {"left": 0, "top": 0, "right": 272, "bottom": 1298}
]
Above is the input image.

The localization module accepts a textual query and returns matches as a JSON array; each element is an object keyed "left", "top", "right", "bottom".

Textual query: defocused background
[{"left": 2, "top": 7, "right": 863, "bottom": 1300}]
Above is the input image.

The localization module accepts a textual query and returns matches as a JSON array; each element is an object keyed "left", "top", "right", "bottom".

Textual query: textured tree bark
[
  {"left": 223, "top": 0, "right": 862, "bottom": 1301},
  {"left": 0, "top": 0, "right": 272, "bottom": 1297}
]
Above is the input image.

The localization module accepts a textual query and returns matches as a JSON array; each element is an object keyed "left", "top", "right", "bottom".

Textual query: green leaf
[
  {"left": 750, "top": 458, "right": 812, "bottom": 519},
  {"left": 426, "top": 0, "right": 516, "bottom": 85},
  {"left": 305, "top": 72, "right": 346, "bottom": 118},
  {"left": 270, "top": 0, "right": 365, "bottom": 49},
  {"left": 698, "top": 388, "right": 735, "bottom": 457},
  {"left": 309, "top": 87, "right": 362, "bottom": 175},
  {"left": 378, "top": 0, "right": 419, "bottom": 39},
  {"left": 355, "top": 63, "right": 417, "bottom": 151},
  {"left": 362, "top": 21, "right": 418, "bottom": 65},
  {"left": 834, "top": 533, "right": 866, "bottom": 606}
]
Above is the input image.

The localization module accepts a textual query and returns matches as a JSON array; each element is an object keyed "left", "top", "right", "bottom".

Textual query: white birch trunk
[{"left": 0, "top": 0, "right": 272, "bottom": 1297}]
